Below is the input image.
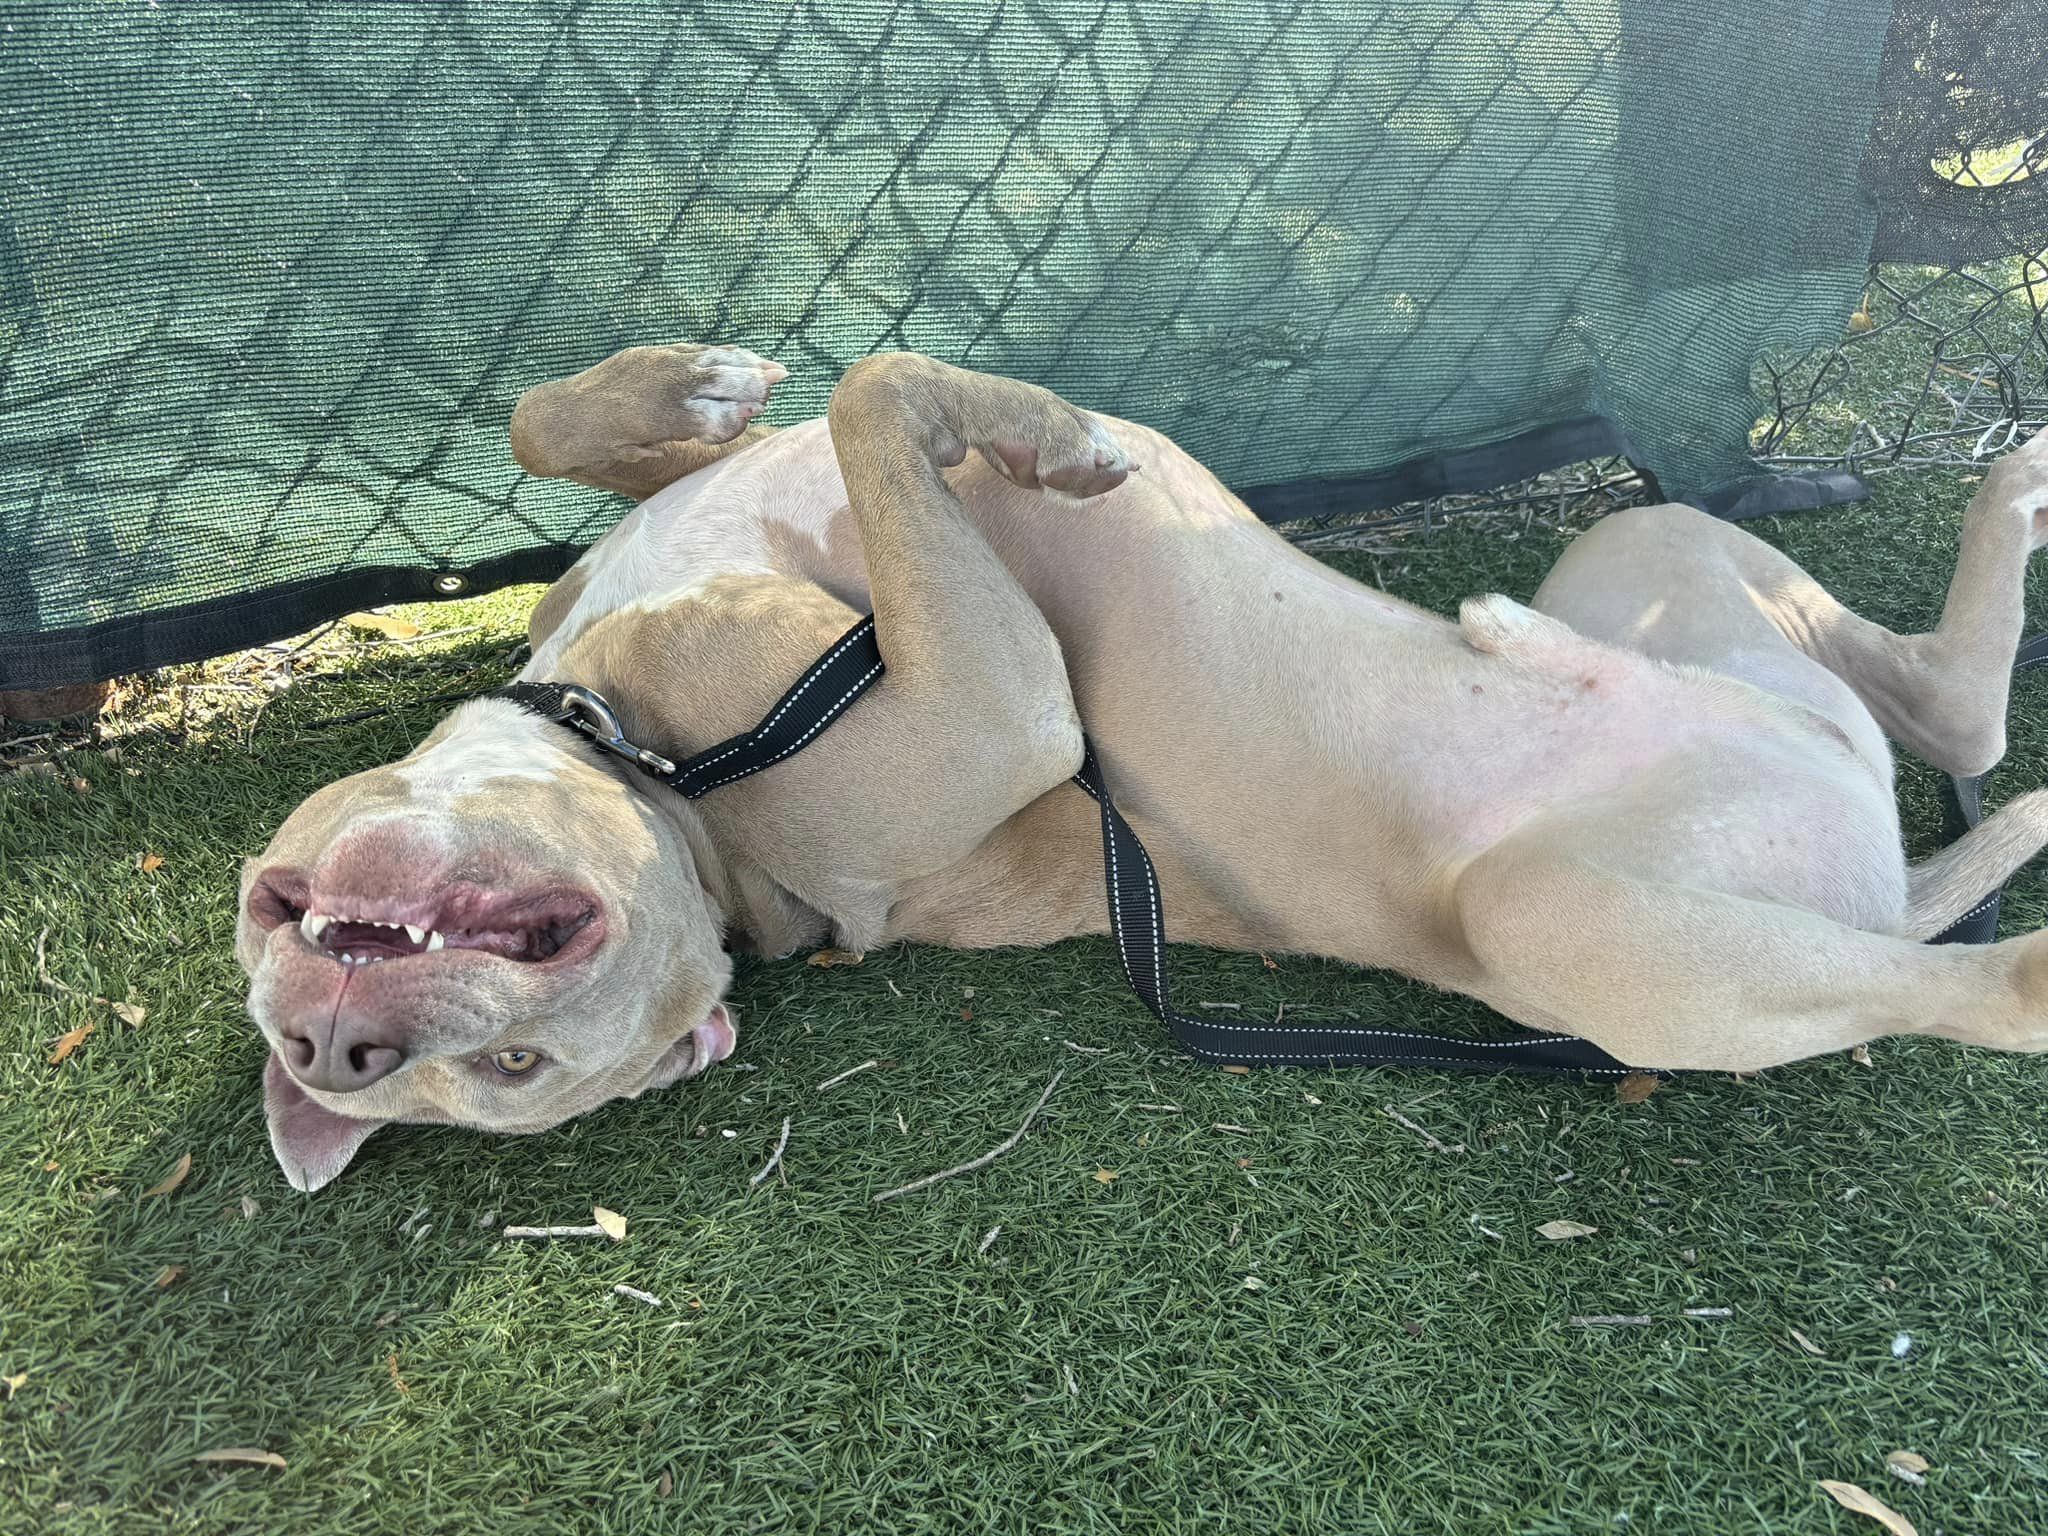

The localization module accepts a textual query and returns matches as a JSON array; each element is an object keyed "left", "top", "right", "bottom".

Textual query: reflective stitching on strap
[
  {"left": 676, "top": 618, "right": 876, "bottom": 783},
  {"left": 690, "top": 661, "right": 884, "bottom": 793}
]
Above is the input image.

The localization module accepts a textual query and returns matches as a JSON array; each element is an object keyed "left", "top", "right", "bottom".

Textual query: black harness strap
[{"left": 497, "top": 615, "right": 1632, "bottom": 1075}]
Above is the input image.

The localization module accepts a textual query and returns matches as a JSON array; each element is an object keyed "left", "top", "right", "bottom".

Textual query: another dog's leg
[
  {"left": 1753, "top": 433, "right": 2047, "bottom": 776},
  {"left": 509, "top": 343, "right": 787, "bottom": 500},
  {"left": 1456, "top": 835, "right": 2048, "bottom": 1068}
]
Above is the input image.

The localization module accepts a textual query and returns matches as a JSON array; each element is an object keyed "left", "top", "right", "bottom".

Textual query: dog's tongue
[{"left": 692, "top": 1006, "right": 736, "bottom": 1067}]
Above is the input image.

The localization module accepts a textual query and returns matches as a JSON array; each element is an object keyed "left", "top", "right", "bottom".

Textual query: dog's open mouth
[{"left": 251, "top": 873, "right": 603, "bottom": 965}]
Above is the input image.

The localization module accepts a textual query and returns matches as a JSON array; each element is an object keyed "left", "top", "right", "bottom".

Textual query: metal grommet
[{"left": 433, "top": 574, "right": 466, "bottom": 595}]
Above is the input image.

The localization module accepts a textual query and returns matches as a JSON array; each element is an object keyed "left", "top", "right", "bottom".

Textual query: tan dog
[{"left": 239, "top": 345, "right": 2048, "bottom": 1190}]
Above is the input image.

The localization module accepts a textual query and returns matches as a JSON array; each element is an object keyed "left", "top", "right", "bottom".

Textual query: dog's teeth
[
  {"left": 426, "top": 931, "right": 445, "bottom": 952},
  {"left": 404, "top": 924, "right": 425, "bottom": 945},
  {"left": 301, "top": 912, "right": 333, "bottom": 944}
]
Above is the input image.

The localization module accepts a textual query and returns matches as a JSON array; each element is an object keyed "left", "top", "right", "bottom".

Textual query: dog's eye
[{"left": 492, "top": 1048, "right": 542, "bottom": 1076}]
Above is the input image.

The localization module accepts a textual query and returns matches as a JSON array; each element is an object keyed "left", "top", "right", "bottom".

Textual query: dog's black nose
[{"left": 280, "top": 1024, "right": 406, "bottom": 1093}]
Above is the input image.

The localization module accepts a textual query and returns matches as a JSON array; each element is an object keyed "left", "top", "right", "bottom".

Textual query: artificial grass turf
[{"left": 5, "top": 475, "right": 2048, "bottom": 1535}]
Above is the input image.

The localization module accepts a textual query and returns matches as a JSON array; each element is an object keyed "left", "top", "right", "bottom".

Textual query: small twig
[
  {"left": 34, "top": 928, "right": 110, "bottom": 1005},
  {"left": 977, "top": 1225, "right": 1002, "bottom": 1255},
  {"left": 1381, "top": 1104, "right": 1464, "bottom": 1154},
  {"left": 1063, "top": 1040, "right": 1108, "bottom": 1055},
  {"left": 1134, "top": 1103, "right": 1182, "bottom": 1113},
  {"left": 1469, "top": 1217, "right": 1506, "bottom": 1242},
  {"left": 872, "top": 1069, "right": 1066, "bottom": 1203},
  {"left": 1569, "top": 1315, "right": 1656, "bottom": 1327},
  {"left": 1682, "top": 1307, "right": 1734, "bottom": 1319},
  {"left": 612, "top": 1283, "right": 663, "bottom": 1308},
  {"left": 1212, "top": 1123, "right": 1255, "bottom": 1135},
  {"left": 1197, "top": 1001, "right": 1242, "bottom": 1011},
  {"left": 748, "top": 1118, "right": 791, "bottom": 1189},
  {"left": 502, "top": 1224, "right": 607, "bottom": 1240},
  {"left": 377, "top": 625, "right": 481, "bottom": 647},
  {"left": 816, "top": 1058, "right": 880, "bottom": 1092}
]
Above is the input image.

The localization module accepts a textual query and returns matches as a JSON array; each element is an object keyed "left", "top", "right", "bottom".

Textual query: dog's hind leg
[
  {"left": 508, "top": 343, "right": 788, "bottom": 500},
  {"left": 1455, "top": 829, "right": 2048, "bottom": 1069},
  {"left": 1541, "top": 433, "right": 2047, "bottom": 778}
]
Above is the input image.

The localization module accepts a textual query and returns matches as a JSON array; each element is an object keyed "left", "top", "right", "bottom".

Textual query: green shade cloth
[{"left": 1, "top": 0, "right": 2031, "bottom": 687}]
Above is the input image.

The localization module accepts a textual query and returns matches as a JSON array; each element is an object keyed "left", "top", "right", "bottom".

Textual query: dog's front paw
[{"left": 610, "top": 342, "right": 789, "bottom": 447}]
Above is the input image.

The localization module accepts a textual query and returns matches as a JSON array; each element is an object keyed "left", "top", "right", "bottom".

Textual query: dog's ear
[{"left": 263, "top": 1053, "right": 385, "bottom": 1192}]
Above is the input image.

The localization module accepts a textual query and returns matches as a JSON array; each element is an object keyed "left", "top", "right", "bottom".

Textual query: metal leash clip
[{"left": 554, "top": 684, "right": 678, "bottom": 779}]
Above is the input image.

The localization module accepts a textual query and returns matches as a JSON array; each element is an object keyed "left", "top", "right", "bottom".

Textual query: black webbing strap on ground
[
  {"left": 1929, "top": 631, "right": 2048, "bottom": 945},
  {"left": 497, "top": 613, "right": 1634, "bottom": 1076}
]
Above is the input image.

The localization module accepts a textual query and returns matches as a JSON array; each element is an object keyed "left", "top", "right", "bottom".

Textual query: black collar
[{"left": 493, "top": 615, "right": 884, "bottom": 799}]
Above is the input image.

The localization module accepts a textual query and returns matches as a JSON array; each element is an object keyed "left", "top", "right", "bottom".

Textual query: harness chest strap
[{"left": 496, "top": 615, "right": 2036, "bottom": 1077}]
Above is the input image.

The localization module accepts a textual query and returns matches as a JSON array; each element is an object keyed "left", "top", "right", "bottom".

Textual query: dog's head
[{"left": 237, "top": 698, "right": 734, "bottom": 1191}]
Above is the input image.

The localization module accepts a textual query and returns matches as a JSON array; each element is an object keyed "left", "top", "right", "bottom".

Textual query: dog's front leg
[
  {"left": 509, "top": 343, "right": 787, "bottom": 500},
  {"left": 814, "top": 353, "right": 1136, "bottom": 866}
]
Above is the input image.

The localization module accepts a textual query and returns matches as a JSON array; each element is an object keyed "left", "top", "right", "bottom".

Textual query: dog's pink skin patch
[
  {"left": 692, "top": 1005, "right": 736, "bottom": 1068},
  {"left": 264, "top": 1052, "right": 387, "bottom": 1193}
]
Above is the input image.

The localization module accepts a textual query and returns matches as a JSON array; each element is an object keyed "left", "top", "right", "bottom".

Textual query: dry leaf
[
  {"left": 1220, "top": 1065, "right": 1251, "bottom": 1076},
  {"left": 806, "top": 948, "right": 862, "bottom": 968},
  {"left": 2, "top": 1372, "right": 26, "bottom": 1400},
  {"left": 111, "top": 999, "right": 147, "bottom": 1028},
  {"left": 1260, "top": 952, "right": 1278, "bottom": 970},
  {"left": 1091, "top": 1168, "right": 1119, "bottom": 1185},
  {"left": 592, "top": 1206, "right": 627, "bottom": 1243},
  {"left": 1884, "top": 1451, "right": 1930, "bottom": 1487},
  {"left": 1818, "top": 1479, "right": 1917, "bottom": 1536},
  {"left": 1789, "top": 1327, "right": 1827, "bottom": 1356},
  {"left": 657, "top": 1469, "right": 674, "bottom": 1498},
  {"left": 153, "top": 1265, "right": 186, "bottom": 1289},
  {"left": 139, "top": 852, "right": 165, "bottom": 873},
  {"left": 239, "top": 1195, "right": 260, "bottom": 1220},
  {"left": 1615, "top": 1072, "right": 1661, "bottom": 1104},
  {"left": 1303, "top": 1093, "right": 1323, "bottom": 1106},
  {"left": 960, "top": 1008, "right": 974, "bottom": 1022},
  {"left": 43, "top": 1161, "right": 58, "bottom": 1173},
  {"left": 142, "top": 1152, "right": 192, "bottom": 1198},
  {"left": 69, "top": 776, "right": 91, "bottom": 795},
  {"left": 193, "top": 1447, "right": 287, "bottom": 1471},
  {"left": 344, "top": 610, "right": 421, "bottom": 640},
  {"left": 387, "top": 1351, "right": 410, "bottom": 1396},
  {"left": 1241, "top": 1275, "right": 1267, "bottom": 1291},
  {"left": 1851, "top": 1042, "right": 1873, "bottom": 1067},
  {"left": 1536, "top": 1220, "right": 1597, "bottom": 1241},
  {"left": 47, "top": 1022, "right": 95, "bottom": 1065}
]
